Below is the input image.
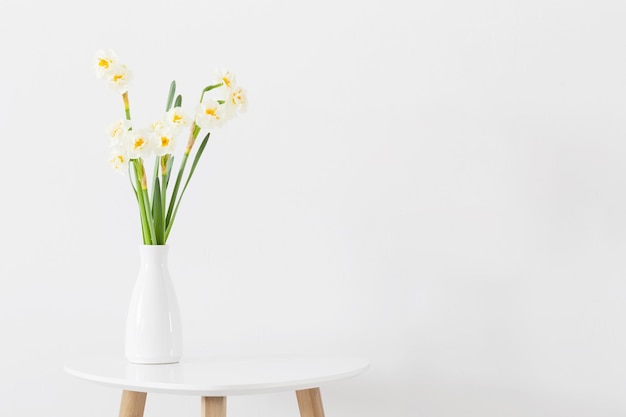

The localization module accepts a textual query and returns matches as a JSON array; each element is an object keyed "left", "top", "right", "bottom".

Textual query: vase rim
[{"left": 138, "top": 244, "right": 170, "bottom": 253}]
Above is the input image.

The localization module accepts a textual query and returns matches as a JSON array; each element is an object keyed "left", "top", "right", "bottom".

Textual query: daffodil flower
[
  {"left": 215, "top": 69, "right": 236, "bottom": 89},
  {"left": 195, "top": 99, "right": 227, "bottom": 130},
  {"left": 108, "top": 120, "right": 132, "bottom": 147},
  {"left": 230, "top": 87, "right": 248, "bottom": 111},
  {"left": 222, "top": 86, "right": 248, "bottom": 120},
  {"left": 109, "top": 151, "right": 129, "bottom": 174},
  {"left": 94, "top": 49, "right": 119, "bottom": 79},
  {"left": 106, "top": 64, "right": 133, "bottom": 94},
  {"left": 153, "top": 128, "right": 177, "bottom": 157},
  {"left": 149, "top": 119, "right": 165, "bottom": 133},
  {"left": 164, "top": 107, "right": 191, "bottom": 134},
  {"left": 128, "top": 129, "right": 152, "bottom": 159},
  {"left": 108, "top": 119, "right": 132, "bottom": 138}
]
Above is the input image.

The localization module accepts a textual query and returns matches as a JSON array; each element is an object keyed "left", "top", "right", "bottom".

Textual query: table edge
[{"left": 64, "top": 356, "right": 370, "bottom": 396}]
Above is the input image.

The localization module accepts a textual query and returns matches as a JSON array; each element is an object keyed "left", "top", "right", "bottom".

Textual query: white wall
[{"left": 1, "top": 0, "right": 626, "bottom": 416}]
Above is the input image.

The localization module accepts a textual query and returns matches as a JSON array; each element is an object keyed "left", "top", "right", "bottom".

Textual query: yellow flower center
[
  {"left": 222, "top": 76, "right": 232, "bottom": 88},
  {"left": 110, "top": 155, "right": 125, "bottom": 169},
  {"left": 160, "top": 136, "right": 170, "bottom": 147},
  {"left": 98, "top": 59, "right": 110, "bottom": 69},
  {"left": 232, "top": 90, "right": 243, "bottom": 104},
  {"left": 134, "top": 138, "right": 145, "bottom": 149},
  {"left": 205, "top": 107, "right": 219, "bottom": 118},
  {"left": 113, "top": 74, "right": 124, "bottom": 82},
  {"left": 172, "top": 114, "right": 183, "bottom": 123}
]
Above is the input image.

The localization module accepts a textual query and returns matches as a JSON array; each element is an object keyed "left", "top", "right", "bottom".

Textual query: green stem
[
  {"left": 200, "top": 83, "right": 223, "bottom": 102},
  {"left": 137, "top": 161, "right": 157, "bottom": 244},
  {"left": 123, "top": 92, "right": 131, "bottom": 121},
  {"left": 152, "top": 157, "right": 160, "bottom": 193},
  {"left": 166, "top": 153, "right": 189, "bottom": 229},
  {"left": 133, "top": 160, "right": 151, "bottom": 244},
  {"left": 133, "top": 160, "right": 157, "bottom": 245},
  {"left": 151, "top": 156, "right": 161, "bottom": 235},
  {"left": 142, "top": 186, "right": 157, "bottom": 244},
  {"left": 165, "top": 132, "right": 211, "bottom": 241},
  {"left": 166, "top": 124, "right": 199, "bottom": 229},
  {"left": 161, "top": 169, "right": 167, "bottom": 231}
]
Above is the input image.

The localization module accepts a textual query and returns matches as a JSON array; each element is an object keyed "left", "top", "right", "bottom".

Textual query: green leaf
[
  {"left": 151, "top": 157, "right": 160, "bottom": 206},
  {"left": 165, "top": 153, "right": 189, "bottom": 230},
  {"left": 166, "top": 80, "right": 176, "bottom": 111},
  {"left": 174, "top": 94, "right": 182, "bottom": 108},
  {"left": 161, "top": 173, "right": 167, "bottom": 235},
  {"left": 165, "top": 156, "right": 175, "bottom": 187},
  {"left": 185, "top": 132, "right": 211, "bottom": 190},
  {"left": 152, "top": 176, "right": 164, "bottom": 244}
]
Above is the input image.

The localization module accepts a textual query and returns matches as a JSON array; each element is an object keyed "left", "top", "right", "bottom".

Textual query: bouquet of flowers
[{"left": 94, "top": 50, "right": 247, "bottom": 245}]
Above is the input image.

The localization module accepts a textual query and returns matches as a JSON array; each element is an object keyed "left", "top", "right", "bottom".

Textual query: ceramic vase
[{"left": 125, "top": 245, "right": 182, "bottom": 364}]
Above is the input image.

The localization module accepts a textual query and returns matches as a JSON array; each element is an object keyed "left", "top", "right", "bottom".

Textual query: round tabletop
[{"left": 64, "top": 355, "right": 370, "bottom": 396}]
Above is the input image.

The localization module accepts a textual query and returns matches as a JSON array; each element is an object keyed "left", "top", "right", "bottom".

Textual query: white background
[{"left": 1, "top": 0, "right": 626, "bottom": 416}]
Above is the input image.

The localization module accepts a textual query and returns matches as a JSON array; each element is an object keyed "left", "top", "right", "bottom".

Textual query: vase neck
[{"left": 139, "top": 245, "right": 169, "bottom": 265}]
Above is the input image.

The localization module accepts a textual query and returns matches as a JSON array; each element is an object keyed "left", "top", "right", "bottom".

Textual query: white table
[{"left": 65, "top": 356, "right": 370, "bottom": 417}]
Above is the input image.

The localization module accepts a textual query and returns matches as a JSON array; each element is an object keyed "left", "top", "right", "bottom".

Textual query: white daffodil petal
[
  {"left": 109, "top": 150, "right": 129, "bottom": 174},
  {"left": 153, "top": 128, "right": 177, "bottom": 156},
  {"left": 195, "top": 99, "right": 227, "bottom": 130},
  {"left": 215, "top": 69, "right": 236, "bottom": 90},
  {"left": 149, "top": 119, "right": 165, "bottom": 133},
  {"left": 127, "top": 129, "right": 152, "bottom": 159},
  {"left": 164, "top": 107, "right": 191, "bottom": 133},
  {"left": 94, "top": 49, "right": 119, "bottom": 79},
  {"left": 107, "top": 64, "right": 133, "bottom": 94},
  {"left": 231, "top": 86, "right": 248, "bottom": 113},
  {"left": 108, "top": 119, "right": 132, "bottom": 140}
]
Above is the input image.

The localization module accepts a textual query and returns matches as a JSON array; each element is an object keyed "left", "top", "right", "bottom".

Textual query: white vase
[{"left": 125, "top": 245, "right": 182, "bottom": 364}]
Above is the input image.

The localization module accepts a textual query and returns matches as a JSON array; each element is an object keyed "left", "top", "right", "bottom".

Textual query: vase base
[{"left": 126, "top": 358, "right": 181, "bottom": 365}]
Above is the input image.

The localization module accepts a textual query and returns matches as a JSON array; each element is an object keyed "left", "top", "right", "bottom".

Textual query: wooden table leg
[
  {"left": 201, "top": 396, "right": 227, "bottom": 417},
  {"left": 296, "top": 388, "right": 325, "bottom": 417},
  {"left": 119, "top": 390, "right": 147, "bottom": 417}
]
